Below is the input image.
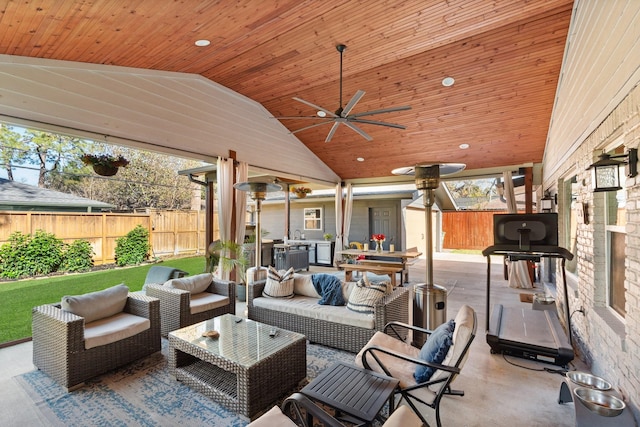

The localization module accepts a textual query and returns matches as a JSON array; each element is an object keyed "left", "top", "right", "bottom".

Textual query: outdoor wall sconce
[
  {"left": 587, "top": 148, "right": 638, "bottom": 192},
  {"left": 540, "top": 190, "right": 555, "bottom": 212}
]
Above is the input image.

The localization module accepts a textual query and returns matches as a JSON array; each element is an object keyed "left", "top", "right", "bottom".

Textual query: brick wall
[{"left": 545, "top": 85, "right": 639, "bottom": 421}]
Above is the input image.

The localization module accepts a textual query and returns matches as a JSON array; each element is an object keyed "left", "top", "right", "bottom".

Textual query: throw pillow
[
  {"left": 61, "top": 283, "right": 129, "bottom": 323},
  {"left": 346, "top": 278, "right": 389, "bottom": 314},
  {"left": 263, "top": 266, "right": 295, "bottom": 298},
  {"left": 165, "top": 273, "right": 212, "bottom": 294},
  {"left": 414, "top": 319, "right": 456, "bottom": 383}
]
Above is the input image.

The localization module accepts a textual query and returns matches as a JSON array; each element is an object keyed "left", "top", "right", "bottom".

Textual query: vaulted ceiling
[{"left": 0, "top": 0, "right": 574, "bottom": 183}]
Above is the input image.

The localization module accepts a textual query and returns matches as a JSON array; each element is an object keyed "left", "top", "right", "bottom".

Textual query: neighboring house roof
[{"left": 0, "top": 178, "right": 114, "bottom": 211}]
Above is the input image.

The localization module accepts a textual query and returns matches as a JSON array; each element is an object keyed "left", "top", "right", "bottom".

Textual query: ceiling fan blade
[
  {"left": 272, "top": 116, "right": 329, "bottom": 120},
  {"left": 349, "top": 105, "right": 412, "bottom": 118},
  {"left": 350, "top": 118, "right": 407, "bottom": 129},
  {"left": 325, "top": 122, "right": 341, "bottom": 142},
  {"left": 292, "top": 97, "right": 338, "bottom": 117},
  {"left": 291, "top": 120, "right": 334, "bottom": 134},
  {"left": 341, "top": 90, "right": 366, "bottom": 117},
  {"left": 344, "top": 122, "right": 373, "bottom": 141}
]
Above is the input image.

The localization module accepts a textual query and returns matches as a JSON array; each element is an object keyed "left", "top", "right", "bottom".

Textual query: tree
[
  {"left": 0, "top": 124, "right": 28, "bottom": 181},
  {"left": 21, "top": 129, "right": 88, "bottom": 187},
  {"left": 68, "top": 143, "right": 203, "bottom": 210}
]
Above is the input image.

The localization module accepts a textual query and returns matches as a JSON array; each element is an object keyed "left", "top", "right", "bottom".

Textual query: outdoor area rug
[{"left": 15, "top": 339, "right": 355, "bottom": 427}]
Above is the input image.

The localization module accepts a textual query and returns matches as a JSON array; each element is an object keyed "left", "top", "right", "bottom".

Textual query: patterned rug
[{"left": 15, "top": 339, "right": 355, "bottom": 426}]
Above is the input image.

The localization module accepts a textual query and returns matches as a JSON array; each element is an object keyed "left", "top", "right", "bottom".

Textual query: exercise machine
[{"left": 483, "top": 213, "right": 574, "bottom": 367}]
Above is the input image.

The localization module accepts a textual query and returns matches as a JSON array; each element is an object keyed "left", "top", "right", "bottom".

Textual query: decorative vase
[
  {"left": 295, "top": 192, "right": 307, "bottom": 198},
  {"left": 92, "top": 164, "right": 119, "bottom": 176},
  {"left": 375, "top": 241, "right": 383, "bottom": 252}
]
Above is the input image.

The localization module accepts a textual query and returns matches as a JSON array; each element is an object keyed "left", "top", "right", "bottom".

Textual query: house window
[
  {"left": 603, "top": 146, "right": 626, "bottom": 317},
  {"left": 304, "top": 208, "right": 322, "bottom": 230},
  {"left": 562, "top": 176, "right": 578, "bottom": 275}
]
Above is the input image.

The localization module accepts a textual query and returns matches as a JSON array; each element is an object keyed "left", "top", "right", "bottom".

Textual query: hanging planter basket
[
  {"left": 291, "top": 186, "right": 311, "bottom": 198},
  {"left": 92, "top": 164, "right": 119, "bottom": 176},
  {"left": 81, "top": 154, "right": 129, "bottom": 177}
]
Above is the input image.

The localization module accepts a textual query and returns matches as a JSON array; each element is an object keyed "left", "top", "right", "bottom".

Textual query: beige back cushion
[
  {"left": 432, "top": 304, "right": 475, "bottom": 382},
  {"left": 165, "top": 273, "right": 212, "bottom": 294},
  {"left": 61, "top": 283, "right": 129, "bottom": 323}
]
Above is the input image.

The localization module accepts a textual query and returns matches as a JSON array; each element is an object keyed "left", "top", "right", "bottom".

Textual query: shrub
[
  {"left": 0, "top": 231, "right": 31, "bottom": 279},
  {"left": 0, "top": 230, "right": 64, "bottom": 278},
  {"left": 61, "top": 239, "right": 94, "bottom": 272},
  {"left": 114, "top": 225, "right": 151, "bottom": 266}
]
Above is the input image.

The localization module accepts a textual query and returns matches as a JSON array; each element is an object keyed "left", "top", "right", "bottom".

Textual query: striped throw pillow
[
  {"left": 263, "top": 266, "right": 295, "bottom": 298},
  {"left": 346, "top": 278, "right": 389, "bottom": 314}
]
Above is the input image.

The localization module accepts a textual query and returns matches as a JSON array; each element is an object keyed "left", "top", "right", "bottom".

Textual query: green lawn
[{"left": 0, "top": 257, "right": 206, "bottom": 344}]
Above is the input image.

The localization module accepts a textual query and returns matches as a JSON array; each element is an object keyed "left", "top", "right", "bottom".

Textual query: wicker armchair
[
  {"left": 145, "top": 274, "right": 236, "bottom": 336},
  {"left": 32, "top": 293, "right": 161, "bottom": 391}
]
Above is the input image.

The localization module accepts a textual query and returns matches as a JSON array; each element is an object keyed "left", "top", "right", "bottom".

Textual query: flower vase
[{"left": 375, "top": 241, "right": 383, "bottom": 252}]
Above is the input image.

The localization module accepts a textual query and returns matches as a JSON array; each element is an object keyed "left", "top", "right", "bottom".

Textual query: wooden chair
[
  {"left": 247, "top": 392, "right": 423, "bottom": 427},
  {"left": 356, "top": 305, "right": 477, "bottom": 427}
]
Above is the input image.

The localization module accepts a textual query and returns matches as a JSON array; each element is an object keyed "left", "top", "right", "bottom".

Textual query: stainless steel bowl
[
  {"left": 567, "top": 371, "right": 612, "bottom": 390},
  {"left": 574, "top": 387, "right": 625, "bottom": 417}
]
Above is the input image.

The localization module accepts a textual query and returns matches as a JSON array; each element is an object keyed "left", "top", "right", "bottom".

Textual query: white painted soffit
[{"left": 0, "top": 55, "right": 340, "bottom": 185}]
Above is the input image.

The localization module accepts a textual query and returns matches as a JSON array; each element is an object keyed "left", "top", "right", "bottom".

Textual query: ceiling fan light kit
[{"left": 273, "top": 44, "right": 411, "bottom": 142}]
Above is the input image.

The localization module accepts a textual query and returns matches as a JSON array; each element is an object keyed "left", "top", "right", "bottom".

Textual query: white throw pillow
[
  {"left": 263, "top": 266, "right": 295, "bottom": 298},
  {"left": 165, "top": 273, "right": 212, "bottom": 294},
  {"left": 61, "top": 283, "right": 129, "bottom": 323}
]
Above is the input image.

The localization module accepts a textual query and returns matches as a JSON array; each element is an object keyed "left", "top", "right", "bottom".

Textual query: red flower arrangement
[{"left": 372, "top": 234, "right": 386, "bottom": 243}]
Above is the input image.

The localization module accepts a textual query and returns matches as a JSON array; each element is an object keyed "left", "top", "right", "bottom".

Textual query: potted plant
[
  {"left": 323, "top": 233, "right": 333, "bottom": 241},
  {"left": 205, "top": 240, "right": 249, "bottom": 301},
  {"left": 291, "top": 186, "right": 312, "bottom": 198},
  {"left": 81, "top": 154, "right": 130, "bottom": 176}
]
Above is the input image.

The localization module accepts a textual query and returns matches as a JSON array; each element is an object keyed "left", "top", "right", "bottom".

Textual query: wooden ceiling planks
[{"left": 0, "top": 0, "right": 574, "bottom": 181}]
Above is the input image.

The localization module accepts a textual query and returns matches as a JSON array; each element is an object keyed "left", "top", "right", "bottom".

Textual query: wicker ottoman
[{"left": 168, "top": 314, "right": 306, "bottom": 420}]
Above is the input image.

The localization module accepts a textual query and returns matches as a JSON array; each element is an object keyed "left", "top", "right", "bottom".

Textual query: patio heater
[
  {"left": 393, "top": 163, "right": 465, "bottom": 346},
  {"left": 233, "top": 181, "right": 282, "bottom": 283}
]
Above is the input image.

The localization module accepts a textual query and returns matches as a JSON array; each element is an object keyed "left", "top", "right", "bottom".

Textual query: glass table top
[{"left": 169, "top": 314, "right": 305, "bottom": 368}]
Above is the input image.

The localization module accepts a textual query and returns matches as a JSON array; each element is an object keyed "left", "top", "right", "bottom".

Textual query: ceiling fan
[{"left": 273, "top": 44, "right": 411, "bottom": 142}]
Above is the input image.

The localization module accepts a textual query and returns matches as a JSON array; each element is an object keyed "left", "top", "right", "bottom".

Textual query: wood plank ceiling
[{"left": 0, "top": 0, "right": 574, "bottom": 182}]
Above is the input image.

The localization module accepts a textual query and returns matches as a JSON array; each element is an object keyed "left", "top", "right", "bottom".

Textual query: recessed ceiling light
[
  {"left": 442, "top": 77, "right": 455, "bottom": 87},
  {"left": 459, "top": 143, "right": 470, "bottom": 149},
  {"left": 357, "top": 157, "right": 365, "bottom": 162},
  {"left": 317, "top": 111, "right": 327, "bottom": 117},
  {"left": 195, "top": 39, "right": 210, "bottom": 47}
]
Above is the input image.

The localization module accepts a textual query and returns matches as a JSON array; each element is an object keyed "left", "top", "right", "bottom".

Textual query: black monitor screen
[{"left": 493, "top": 213, "right": 558, "bottom": 250}]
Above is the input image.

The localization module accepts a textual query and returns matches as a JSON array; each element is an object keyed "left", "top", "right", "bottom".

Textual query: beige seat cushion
[
  {"left": 355, "top": 331, "right": 420, "bottom": 388},
  {"left": 189, "top": 292, "right": 230, "bottom": 314},
  {"left": 384, "top": 405, "right": 423, "bottom": 427},
  {"left": 84, "top": 312, "right": 150, "bottom": 349},
  {"left": 246, "top": 405, "right": 297, "bottom": 427}
]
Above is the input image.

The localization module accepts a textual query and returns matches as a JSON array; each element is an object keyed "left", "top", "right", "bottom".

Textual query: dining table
[{"left": 338, "top": 248, "right": 422, "bottom": 283}]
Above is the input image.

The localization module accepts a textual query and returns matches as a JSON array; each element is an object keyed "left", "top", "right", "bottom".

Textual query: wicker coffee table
[{"left": 168, "top": 314, "right": 306, "bottom": 419}]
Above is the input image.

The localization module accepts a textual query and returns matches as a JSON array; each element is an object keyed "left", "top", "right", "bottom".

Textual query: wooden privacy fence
[
  {"left": 0, "top": 210, "right": 209, "bottom": 265},
  {"left": 442, "top": 210, "right": 507, "bottom": 250}
]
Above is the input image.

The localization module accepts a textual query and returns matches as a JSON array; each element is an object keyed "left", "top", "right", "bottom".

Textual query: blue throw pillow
[{"left": 414, "top": 319, "right": 455, "bottom": 383}]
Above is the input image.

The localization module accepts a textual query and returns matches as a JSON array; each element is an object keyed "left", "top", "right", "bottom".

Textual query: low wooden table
[
  {"left": 301, "top": 361, "right": 399, "bottom": 426},
  {"left": 168, "top": 314, "right": 306, "bottom": 420},
  {"left": 339, "top": 263, "right": 403, "bottom": 287}
]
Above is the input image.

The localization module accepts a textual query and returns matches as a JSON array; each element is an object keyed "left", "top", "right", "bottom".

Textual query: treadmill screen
[{"left": 493, "top": 213, "right": 558, "bottom": 250}]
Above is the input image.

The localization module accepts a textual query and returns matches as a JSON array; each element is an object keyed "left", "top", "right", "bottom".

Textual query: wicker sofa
[
  {"left": 247, "top": 274, "right": 410, "bottom": 353},
  {"left": 32, "top": 286, "right": 161, "bottom": 390}
]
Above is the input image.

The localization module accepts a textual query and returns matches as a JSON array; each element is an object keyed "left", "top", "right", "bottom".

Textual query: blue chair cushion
[{"left": 414, "top": 319, "right": 455, "bottom": 382}]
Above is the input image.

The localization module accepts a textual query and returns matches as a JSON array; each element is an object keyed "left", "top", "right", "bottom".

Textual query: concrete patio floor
[{"left": 1, "top": 252, "right": 588, "bottom": 426}]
